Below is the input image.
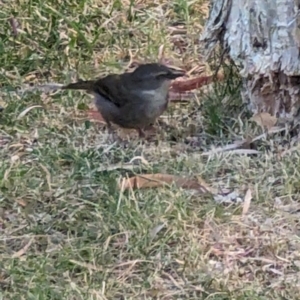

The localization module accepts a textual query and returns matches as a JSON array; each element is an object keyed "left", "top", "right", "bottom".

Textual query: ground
[{"left": 1, "top": 0, "right": 300, "bottom": 299}]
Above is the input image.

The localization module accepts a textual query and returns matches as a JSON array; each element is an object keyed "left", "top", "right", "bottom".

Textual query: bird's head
[{"left": 131, "top": 63, "right": 185, "bottom": 82}]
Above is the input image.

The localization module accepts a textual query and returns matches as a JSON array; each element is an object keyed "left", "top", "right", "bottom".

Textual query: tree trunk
[{"left": 200, "top": 0, "right": 300, "bottom": 119}]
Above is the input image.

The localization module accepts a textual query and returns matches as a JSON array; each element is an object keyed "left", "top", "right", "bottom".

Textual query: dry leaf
[
  {"left": 12, "top": 238, "right": 34, "bottom": 258},
  {"left": 16, "top": 199, "right": 27, "bottom": 207},
  {"left": 119, "top": 173, "right": 210, "bottom": 193},
  {"left": 87, "top": 109, "right": 105, "bottom": 123},
  {"left": 171, "top": 72, "right": 224, "bottom": 92},
  {"left": 250, "top": 112, "right": 277, "bottom": 130}
]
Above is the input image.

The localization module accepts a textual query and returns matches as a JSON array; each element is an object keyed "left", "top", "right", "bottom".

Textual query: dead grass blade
[
  {"left": 17, "top": 105, "right": 43, "bottom": 119},
  {"left": 201, "top": 139, "right": 258, "bottom": 156},
  {"left": 242, "top": 189, "right": 252, "bottom": 216},
  {"left": 118, "top": 173, "right": 211, "bottom": 194}
]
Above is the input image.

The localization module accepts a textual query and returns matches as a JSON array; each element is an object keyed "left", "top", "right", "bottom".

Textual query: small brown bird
[{"left": 59, "top": 63, "right": 185, "bottom": 137}]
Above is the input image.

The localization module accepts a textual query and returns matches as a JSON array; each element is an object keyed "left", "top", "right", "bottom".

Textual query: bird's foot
[{"left": 137, "top": 128, "right": 146, "bottom": 138}]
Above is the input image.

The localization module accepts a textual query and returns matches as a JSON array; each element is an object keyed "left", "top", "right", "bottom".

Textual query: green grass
[{"left": 1, "top": 0, "right": 300, "bottom": 299}]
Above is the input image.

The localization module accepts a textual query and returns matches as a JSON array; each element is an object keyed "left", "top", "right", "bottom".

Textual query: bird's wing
[{"left": 93, "top": 74, "right": 131, "bottom": 108}]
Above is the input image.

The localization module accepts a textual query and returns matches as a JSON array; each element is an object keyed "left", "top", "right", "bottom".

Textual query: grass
[{"left": 1, "top": 0, "right": 300, "bottom": 299}]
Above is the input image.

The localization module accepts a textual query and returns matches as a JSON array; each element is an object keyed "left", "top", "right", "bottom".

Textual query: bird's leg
[
  {"left": 106, "top": 121, "right": 113, "bottom": 134},
  {"left": 105, "top": 121, "right": 118, "bottom": 142},
  {"left": 137, "top": 128, "right": 146, "bottom": 138}
]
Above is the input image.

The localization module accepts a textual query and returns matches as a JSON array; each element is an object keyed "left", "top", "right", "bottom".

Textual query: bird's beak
[
  {"left": 156, "top": 65, "right": 185, "bottom": 80},
  {"left": 168, "top": 68, "right": 186, "bottom": 79}
]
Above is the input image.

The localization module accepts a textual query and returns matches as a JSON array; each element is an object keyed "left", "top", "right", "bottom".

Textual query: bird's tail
[
  {"left": 61, "top": 80, "right": 95, "bottom": 91},
  {"left": 16, "top": 80, "right": 95, "bottom": 94}
]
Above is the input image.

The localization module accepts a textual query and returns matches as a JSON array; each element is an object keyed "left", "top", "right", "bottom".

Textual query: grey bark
[{"left": 200, "top": 0, "right": 300, "bottom": 119}]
